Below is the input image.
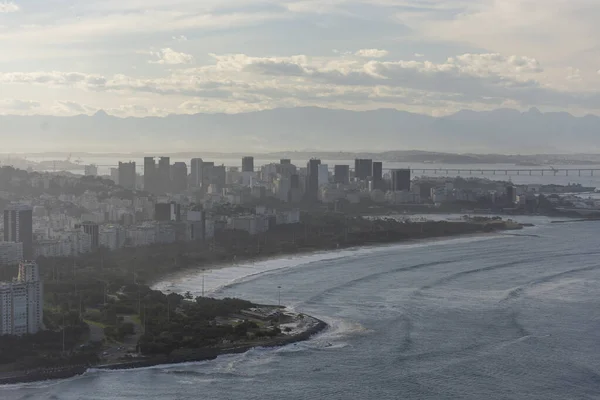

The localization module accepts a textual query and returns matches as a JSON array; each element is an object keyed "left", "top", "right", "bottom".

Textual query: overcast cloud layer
[{"left": 1, "top": 0, "right": 600, "bottom": 117}]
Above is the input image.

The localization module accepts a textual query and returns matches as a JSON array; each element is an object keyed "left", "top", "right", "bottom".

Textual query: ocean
[{"left": 2, "top": 216, "right": 600, "bottom": 399}]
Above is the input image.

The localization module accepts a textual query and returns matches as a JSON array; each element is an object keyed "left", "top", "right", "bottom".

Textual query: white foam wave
[{"left": 153, "top": 234, "right": 503, "bottom": 296}]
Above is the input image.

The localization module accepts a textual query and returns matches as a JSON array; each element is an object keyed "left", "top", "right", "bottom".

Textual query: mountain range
[{"left": 1, "top": 107, "right": 599, "bottom": 153}]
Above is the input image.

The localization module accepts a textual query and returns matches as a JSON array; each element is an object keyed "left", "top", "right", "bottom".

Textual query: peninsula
[{"left": 0, "top": 213, "right": 525, "bottom": 384}]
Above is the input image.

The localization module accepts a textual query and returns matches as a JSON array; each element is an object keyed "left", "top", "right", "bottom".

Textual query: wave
[{"left": 153, "top": 234, "right": 510, "bottom": 297}]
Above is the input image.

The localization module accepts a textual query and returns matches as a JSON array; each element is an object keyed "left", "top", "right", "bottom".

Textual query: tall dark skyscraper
[
  {"left": 118, "top": 161, "right": 136, "bottom": 190},
  {"left": 213, "top": 165, "right": 227, "bottom": 190},
  {"left": 305, "top": 159, "right": 321, "bottom": 202},
  {"left": 372, "top": 162, "right": 383, "bottom": 190},
  {"left": 280, "top": 159, "right": 291, "bottom": 165},
  {"left": 242, "top": 157, "right": 255, "bottom": 172},
  {"left": 190, "top": 158, "right": 203, "bottom": 188},
  {"left": 158, "top": 157, "right": 171, "bottom": 193},
  {"left": 391, "top": 169, "right": 411, "bottom": 192},
  {"left": 75, "top": 222, "right": 100, "bottom": 250},
  {"left": 290, "top": 174, "right": 300, "bottom": 189},
  {"left": 4, "top": 204, "right": 33, "bottom": 259},
  {"left": 334, "top": 165, "right": 350, "bottom": 184},
  {"left": 143, "top": 157, "right": 157, "bottom": 193},
  {"left": 171, "top": 162, "right": 188, "bottom": 193},
  {"left": 202, "top": 162, "right": 215, "bottom": 190},
  {"left": 354, "top": 159, "right": 373, "bottom": 180}
]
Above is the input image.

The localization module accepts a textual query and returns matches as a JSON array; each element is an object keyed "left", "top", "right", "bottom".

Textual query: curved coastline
[{"left": 0, "top": 316, "right": 328, "bottom": 386}]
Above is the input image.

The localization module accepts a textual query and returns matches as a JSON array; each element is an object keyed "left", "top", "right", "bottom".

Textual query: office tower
[
  {"left": 110, "top": 168, "right": 119, "bottom": 185},
  {"left": 354, "top": 159, "right": 373, "bottom": 180},
  {"left": 318, "top": 164, "right": 329, "bottom": 187},
  {"left": 372, "top": 162, "right": 383, "bottom": 190},
  {"left": 0, "top": 242, "right": 23, "bottom": 266},
  {"left": 190, "top": 158, "right": 203, "bottom": 188},
  {"left": 506, "top": 185, "right": 517, "bottom": 204},
  {"left": 118, "top": 162, "right": 136, "bottom": 190},
  {"left": 171, "top": 162, "right": 188, "bottom": 193},
  {"left": 280, "top": 159, "right": 291, "bottom": 165},
  {"left": 202, "top": 162, "right": 215, "bottom": 190},
  {"left": 334, "top": 165, "right": 350, "bottom": 184},
  {"left": 305, "top": 159, "right": 321, "bottom": 202},
  {"left": 242, "top": 156, "right": 255, "bottom": 173},
  {"left": 0, "top": 261, "right": 43, "bottom": 336},
  {"left": 143, "top": 157, "right": 157, "bottom": 193},
  {"left": 3, "top": 204, "right": 33, "bottom": 259},
  {"left": 290, "top": 174, "right": 300, "bottom": 189},
  {"left": 155, "top": 202, "right": 181, "bottom": 222},
  {"left": 75, "top": 222, "right": 100, "bottom": 250},
  {"left": 84, "top": 165, "right": 98, "bottom": 176},
  {"left": 390, "top": 169, "right": 411, "bottom": 191},
  {"left": 158, "top": 157, "right": 171, "bottom": 193},
  {"left": 213, "top": 165, "right": 227, "bottom": 190}
]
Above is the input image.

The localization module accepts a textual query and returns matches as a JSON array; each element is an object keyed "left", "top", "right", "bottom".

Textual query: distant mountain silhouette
[{"left": 2, "top": 107, "right": 598, "bottom": 153}]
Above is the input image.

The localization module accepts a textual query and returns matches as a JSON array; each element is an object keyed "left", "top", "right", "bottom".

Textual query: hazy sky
[{"left": 1, "top": 0, "right": 600, "bottom": 117}]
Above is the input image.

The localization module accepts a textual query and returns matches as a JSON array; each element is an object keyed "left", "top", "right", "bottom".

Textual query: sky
[{"left": 1, "top": 0, "right": 600, "bottom": 117}]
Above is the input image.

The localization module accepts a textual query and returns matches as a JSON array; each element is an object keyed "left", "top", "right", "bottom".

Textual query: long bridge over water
[
  {"left": 408, "top": 168, "right": 600, "bottom": 177},
  {"left": 92, "top": 164, "right": 600, "bottom": 177}
]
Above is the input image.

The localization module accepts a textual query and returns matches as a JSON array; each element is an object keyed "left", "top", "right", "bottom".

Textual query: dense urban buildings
[
  {"left": 75, "top": 222, "right": 100, "bottom": 250},
  {"left": 0, "top": 261, "right": 44, "bottom": 336},
  {"left": 4, "top": 204, "right": 33, "bottom": 259}
]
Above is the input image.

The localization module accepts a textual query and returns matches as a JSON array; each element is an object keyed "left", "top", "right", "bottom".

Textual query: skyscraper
[
  {"left": 118, "top": 161, "right": 136, "bottom": 190},
  {"left": 334, "top": 165, "right": 350, "bottom": 184},
  {"left": 0, "top": 261, "right": 43, "bottom": 336},
  {"left": 190, "top": 158, "right": 203, "bottom": 188},
  {"left": 372, "top": 162, "right": 383, "bottom": 190},
  {"left": 354, "top": 159, "right": 373, "bottom": 180},
  {"left": 143, "top": 157, "right": 157, "bottom": 193},
  {"left": 280, "top": 159, "right": 291, "bottom": 165},
  {"left": 242, "top": 156, "right": 255, "bottom": 172},
  {"left": 391, "top": 169, "right": 411, "bottom": 192},
  {"left": 171, "top": 162, "right": 188, "bottom": 193},
  {"left": 305, "top": 159, "right": 321, "bottom": 202},
  {"left": 158, "top": 157, "right": 171, "bottom": 193},
  {"left": 3, "top": 204, "right": 33, "bottom": 259}
]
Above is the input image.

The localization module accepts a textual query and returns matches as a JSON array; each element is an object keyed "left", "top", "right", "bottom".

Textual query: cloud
[
  {"left": 355, "top": 49, "right": 389, "bottom": 58},
  {"left": 149, "top": 48, "right": 194, "bottom": 65},
  {"left": 0, "top": 2, "right": 19, "bottom": 12},
  {"left": 54, "top": 101, "right": 96, "bottom": 114},
  {"left": 414, "top": 53, "right": 425, "bottom": 58},
  {"left": 172, "top": 35, "right": 188, "bottom": 41},
  {"left": 2, "top": 99, "right": 41, "bottom": 110},
  {"left": 1, "top": 51, "right": 600, "bottom": 116}
]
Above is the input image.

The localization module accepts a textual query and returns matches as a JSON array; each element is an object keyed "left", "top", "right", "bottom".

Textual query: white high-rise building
[{"left": 0, "top": 262, "right": 44, "bottom": 336}]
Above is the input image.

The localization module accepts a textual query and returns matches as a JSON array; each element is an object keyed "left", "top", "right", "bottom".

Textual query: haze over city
[{"left": 2, "top": 0, "right": 600, "bottom": 153}]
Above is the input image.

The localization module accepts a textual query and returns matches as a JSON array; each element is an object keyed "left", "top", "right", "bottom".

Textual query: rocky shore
[{"left": 0, "top": 315, "right": 327, "bottom": 385}]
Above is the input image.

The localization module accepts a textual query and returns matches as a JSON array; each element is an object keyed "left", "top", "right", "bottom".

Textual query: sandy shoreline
[{"left": 152, "top": 230, "right": 508, "bottom": 295}]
